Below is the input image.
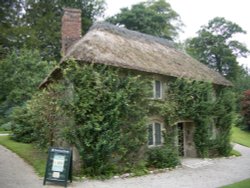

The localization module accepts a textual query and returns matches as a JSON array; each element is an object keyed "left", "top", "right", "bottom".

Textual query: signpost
[{"left": 43, "top": 147, "right": 72, "bottom": 187}]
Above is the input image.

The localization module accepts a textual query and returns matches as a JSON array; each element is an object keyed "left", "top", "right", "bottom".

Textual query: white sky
[{"left": 104, "top": 0, "right": 250, "bottom": 68}]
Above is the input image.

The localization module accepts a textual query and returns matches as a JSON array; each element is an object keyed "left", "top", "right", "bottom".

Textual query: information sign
[{"left": 43, "top": 147, "right": 72, "bottom": 187}]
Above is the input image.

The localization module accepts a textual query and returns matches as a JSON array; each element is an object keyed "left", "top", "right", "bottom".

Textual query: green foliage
[
  {"left": 194, "top": 118, "right": 211, "bottom": 157},
  {"left": 10, "top": 106, "right": 35, "bottom": 143},
  {"left": 241, "top": 90, "right": 250, "bottom": 130},
  {"left": 10, "top": 82, "right": 66, "bottom": 146},
  {"left": 213, "top": 89, "right": 236, "bottom": 156},
  {"left": 0, "top": 0, "right": 24, "bottom": 54},
  {"left": 147, "top": 146, "right": 179, "bottom": 169},
  {"left": 0, "top": 0, "right": 105, "bottom": 61},
  {"left": 150, "top": 79, "right": 235, "bottom": 158},
  {"left": 234, "top": 69, "right": 250, "bottom": 93},
  {"left": 9, "top": 60, "right": 150, "bottom": 177},
  {"left": 107, "top": 0, "right": 183, "bottom": 40},
  {"left": 1, "top": 122, "right": 12, "bottom": 131},
  {"left": 10, "top": 61, "right": 235, "bottom": 176},
  {"left": 168, "top": 80, "right": 215, "bottom": 157},
  {"left": 62, "top": 61, "right": 150, "bottom": 177},
  {"left": 0, "top": 48, "right": 54, "bottom": 124},
  {"left": 186, "top": 17, "right": 249, "bottom": 81},
  {"left": 23, "top": 0, "right": 105, "bottom": 61}
]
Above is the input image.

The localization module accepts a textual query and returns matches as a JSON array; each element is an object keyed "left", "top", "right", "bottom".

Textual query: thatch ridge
[{"left": 89, "top": 22, "right": 176, "bottom": 49}]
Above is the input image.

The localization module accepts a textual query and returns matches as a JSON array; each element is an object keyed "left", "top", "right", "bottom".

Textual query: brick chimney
[{"left": 61, "top": 8, "right": 81, "bottom": 55}]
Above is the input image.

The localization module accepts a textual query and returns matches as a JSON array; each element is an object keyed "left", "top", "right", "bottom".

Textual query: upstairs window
[
  {"left": 153, "top": 80, "right": 162, "bottom": 99},
  {"left": 148, "top": 122, "right": 163, "bottom": 146}
]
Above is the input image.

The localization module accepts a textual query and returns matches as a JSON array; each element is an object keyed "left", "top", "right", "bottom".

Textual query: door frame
[{"left": 176, "top": 120, "right": 196, "bottom": 157}]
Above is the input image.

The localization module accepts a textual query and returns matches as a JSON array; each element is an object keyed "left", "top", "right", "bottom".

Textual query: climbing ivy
[
  {"left": 62, "top": 61, "right": 150, "bottom": 177},
  {"left": 212, "top": 89, "right": 236, "bottom": 156},
  {"left": 151, "top": 79, "right": 235, "bottom": 158},
  {"left": 11, "top": 60, "right": 235, "bottom": 177}
]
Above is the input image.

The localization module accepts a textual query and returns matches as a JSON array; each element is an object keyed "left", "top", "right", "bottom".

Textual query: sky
[{"left": 104, "top": 0, "right": 250, "bottom": 68}]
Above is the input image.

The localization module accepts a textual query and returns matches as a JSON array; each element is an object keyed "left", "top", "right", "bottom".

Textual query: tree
[
  {"left": 234, "top": 67, "right": 250, "bottom": 92},
  {"left": 106, "top": 0, "right": 183, "bottom": 40},
  {"left": 0, "top": 0, "right": 25, "bottom": 58},
  {"left": 186, "top": 17, "right": 249, "bottom": 81},
  {"left": 0, "top": 0, "right": 106, "bottom": 61},
  {"left": 22, "top": 0, "right": 106, "bottom": 61},
  {"left": 0, "top": 48, "right": 55, "bottom": 124}
]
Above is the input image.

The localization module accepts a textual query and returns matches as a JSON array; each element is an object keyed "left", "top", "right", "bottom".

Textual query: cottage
[{"left": 40, "top": 8, "right": 232, "bottom": 164}]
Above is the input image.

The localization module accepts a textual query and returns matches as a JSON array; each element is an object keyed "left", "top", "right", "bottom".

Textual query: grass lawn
[
  {"left": 221, "top": 178, "right": 250, "bottom": 188},
  {"left": 231, "top": 126, "right": 250, "bottom": 147},
  {"left": 230, "top": 149, "right": 241, "bottom": 156},
  {"left": 0, "top": 136, "right": 47, "bottom": 176}
]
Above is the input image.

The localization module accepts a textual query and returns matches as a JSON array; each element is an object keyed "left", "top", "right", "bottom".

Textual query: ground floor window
[{"left": 148, "top": 122, "right": 163, "bottom": 146}]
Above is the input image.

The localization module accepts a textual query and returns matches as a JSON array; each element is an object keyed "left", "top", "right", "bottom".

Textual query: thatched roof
[{"left": 40, "top": 22, "right": 232, "bottom": 87}]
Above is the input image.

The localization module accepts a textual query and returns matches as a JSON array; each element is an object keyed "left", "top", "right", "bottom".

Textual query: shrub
[
  {"left": 147, "top": 147, "right": 179, "bottom": 169},
  {"left": 1, "top": 121, "right": 12, "bottom": 131},
  {"left": 10, "top": 106, "right": 35, "bottom": 143}
]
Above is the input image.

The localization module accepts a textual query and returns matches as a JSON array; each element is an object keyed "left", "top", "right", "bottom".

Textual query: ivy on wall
[
  {"left": 62, "top": 61, "right": 150, "bottom": 177},
  {"left": 11, "top": 60, "right": 236, "bottom": 177},
  {"left": 151, "top": 79, "right": 236, "bottom": 158}
]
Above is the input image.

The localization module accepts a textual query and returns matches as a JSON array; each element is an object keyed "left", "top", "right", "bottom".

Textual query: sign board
[{"left": 43, "top": 147, "right": 72, "bottom": 187}]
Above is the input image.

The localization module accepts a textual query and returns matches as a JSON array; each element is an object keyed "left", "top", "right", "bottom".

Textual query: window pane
[
  {"left": 155, "top": 123, "right": 161, "bottom": 145},
  {"left": 155, "top": 80, "right": 161, "bottom": 99},
  {"left": 148, "top": 124, "right": 153, "bottom": 145}
]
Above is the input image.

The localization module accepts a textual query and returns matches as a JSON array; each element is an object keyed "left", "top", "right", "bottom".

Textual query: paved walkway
[
  {"left": 0, "top": 145, "right": 42, "bottom": 188},
  {"left": 76, "top": 144, "right": 250, "bottom": 188},
  {"left": 0, "top": 144, "right": 250, "bottom": 188}
]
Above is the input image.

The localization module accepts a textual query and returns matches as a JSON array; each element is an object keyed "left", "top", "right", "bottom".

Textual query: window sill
[{"left": 148, "top": 144, "right": 163, "bottom": 148}]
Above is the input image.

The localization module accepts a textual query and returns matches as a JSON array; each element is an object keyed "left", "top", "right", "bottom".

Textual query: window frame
[
  {"left": 153, "top": 80, "right": 163, "bottom": 99},
  {"left": 148, "top": 121, "right": 164, "bottom": 147}
]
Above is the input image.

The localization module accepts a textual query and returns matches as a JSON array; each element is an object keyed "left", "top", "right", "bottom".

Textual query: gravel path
[{"left": 0, "top": 143, "right": 250, "bottom": 188}]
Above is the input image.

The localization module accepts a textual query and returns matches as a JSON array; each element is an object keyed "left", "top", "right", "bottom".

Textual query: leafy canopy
[
  {"left": 0, "top": 48, "right": 55, "bottom": 123},
  {"left": 186, "top": 17, "right": 249, "bottom": 81},
  {"left": 106, "top": 0, "right": 183, "bottom": 40},
  {"left": 0, "top": 0, "right": 24, "bottom": 58},
  {"left": 0, "top": 0, "right": 106, "bottom": 61}
]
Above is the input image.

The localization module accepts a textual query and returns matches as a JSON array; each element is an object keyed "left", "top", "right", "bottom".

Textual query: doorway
[
  {"left": 177, "top": 123, "right": 184, "bottom": 156},
  {"left": 177, "top": 122, "right": 197, "bottom": 157}
]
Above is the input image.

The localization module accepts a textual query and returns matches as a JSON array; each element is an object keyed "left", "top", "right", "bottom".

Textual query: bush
[
  {"left": 1, "top": 122, "right": 12, "bottom": 131},
  {"left": 10, "top": 106, "right": 35, "bottom": 143},
  {"left": 147, "top": 147, "right": 179, "bottom": 169}
]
